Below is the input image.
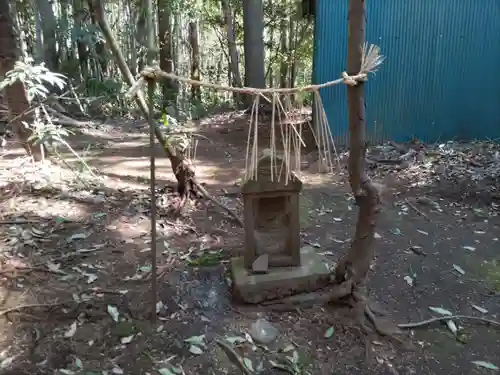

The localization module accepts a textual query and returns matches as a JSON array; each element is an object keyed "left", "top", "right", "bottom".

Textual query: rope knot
[
  {"left": 341, "top": 72, "right": 358, "bottom": 87},
  {"left": 142, "top": 66, "right": 157, "bottom": 79}
]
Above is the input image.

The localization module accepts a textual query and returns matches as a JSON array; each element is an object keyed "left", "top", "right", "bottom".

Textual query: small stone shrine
[{"left": 230, "top": 151, "right": 331, "bottom": 304}]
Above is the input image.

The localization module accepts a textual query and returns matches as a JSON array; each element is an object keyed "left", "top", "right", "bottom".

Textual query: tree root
[
  {"left": 260, "top": 278, "right": 353, "bottom": 311},
  {"left": 398, "top": 315, "right": 500, "bottom": 329},
  {"left": 170, "top": 155, "right": 243, "bottom": 227},
  {"left": 193, "top": 178, "right": 244, "bottom": 227}
]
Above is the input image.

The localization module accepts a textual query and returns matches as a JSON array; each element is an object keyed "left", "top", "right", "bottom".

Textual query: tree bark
[
  {"left": 188, "top": 20, "right": 201, "bottom": 101},
  {"left": 242, "top": 0, "right": 265, "bottom": 105},
  {"left": 35, "top": 0, "right": 59, "bottom": 71},
  {"left": 73, "top": 0, "right": 89, "bottom": 81},
  {"left": 157, "top": 0, "right": 177, "bottom": 107},
  {"left": 0, "top": 0, "right": 43, "bottom": 161},
  {"left": 221, "top": 0, "right": 242, "bottom": 88},
  {"left": 279, "top": 13, "right": 288, "bottom": 89},
  {"left": 335, "top": 0, "right": 381, "bottom": 287}
]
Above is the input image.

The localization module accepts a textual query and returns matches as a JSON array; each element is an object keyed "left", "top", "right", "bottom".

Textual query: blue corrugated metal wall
[{"left": 313, "top": 0, "right": 500, "bottom": 143}]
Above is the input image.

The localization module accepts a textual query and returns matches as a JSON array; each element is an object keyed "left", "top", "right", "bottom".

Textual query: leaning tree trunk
[
  {"left": 89, "top": 0, "right": 196, "bottom": 199},
  {"left": 335, "top": 0, "right": 381, "bottom": 293},
  {"left": 0, "top": 0, "right": 43, "bottom": 161}
]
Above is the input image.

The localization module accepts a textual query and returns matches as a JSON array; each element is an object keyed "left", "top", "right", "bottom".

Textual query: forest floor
[{"left": 0, "top": 112, "right": 499, "bottom": 375}]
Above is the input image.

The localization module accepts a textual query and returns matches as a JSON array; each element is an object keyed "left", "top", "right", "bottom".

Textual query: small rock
[
  {"left": 252, "top": 254, "right": 269, "bottom": 274},
  {"left": 250, "top": 319, "right": 278, "bottom": 344}
]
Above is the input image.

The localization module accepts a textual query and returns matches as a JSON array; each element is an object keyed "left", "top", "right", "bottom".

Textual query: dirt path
[{"left": 0, "top": 116, "right": 498, "bottom": 375}]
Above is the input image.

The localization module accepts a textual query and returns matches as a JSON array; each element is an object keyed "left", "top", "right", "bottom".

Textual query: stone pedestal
[{"left": 231, "top": 246, "right": 331, "bottom": 304}]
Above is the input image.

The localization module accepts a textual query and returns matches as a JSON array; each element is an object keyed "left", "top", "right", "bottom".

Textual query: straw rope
[{"left": 126, "top": 44, "right": 384, "bottom": 182}]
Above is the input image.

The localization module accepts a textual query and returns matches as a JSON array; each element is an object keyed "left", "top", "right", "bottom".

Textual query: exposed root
[
  {"left": 169, "top": 153, "right": 243, "bottom": 227},
  {"left": 398, "top": 315, "right": 500, "bottom": 329},
  {"left": 261, "top": 279, "right": 353, "bottom": 311},
  {"left": 0, "top": 299, "right": 77, "bottom": 317},
  {"left": 193, "top": 178, "right": 244, "bottom": 227},
  {"left": 405, "top": 197, "right": 430, "bottom": 221},
  {"left": 364, "top": 305, "right": 403, "bottom": 337}
]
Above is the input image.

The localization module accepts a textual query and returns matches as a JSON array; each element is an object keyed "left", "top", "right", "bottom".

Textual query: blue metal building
[{"left": 313, "top": 0, "right": 500, "bottom": 143}]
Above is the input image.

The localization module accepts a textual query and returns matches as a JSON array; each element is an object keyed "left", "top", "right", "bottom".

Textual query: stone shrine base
[{"left": 230, "top": 246, "right": 331, "bottom": 304}]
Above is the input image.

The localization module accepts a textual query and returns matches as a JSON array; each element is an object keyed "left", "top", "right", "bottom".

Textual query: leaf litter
[{"left": 0, "top": 134, "right": 500, "bottom": 374}]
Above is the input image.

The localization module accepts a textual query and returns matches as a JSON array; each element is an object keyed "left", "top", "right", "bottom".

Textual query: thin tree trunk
[
  {"left": 287, "top": 11, "right": 295, "bottom": 104},
  {"left": 335, "top": 0, "right": 380, "bottom": 288},
  {"left": 128, "top": 0, "right": 138, "bottom": 76},
  {"left": 87, "top": 0, "right": 107, "bottom": 80},
  {"left": 221, "top": 0, "right": 242, "bottom": 88},
  {"left": 35, "top": 0, "right": 59, "bottom": 71},
  {"left": 73, "top": 0, "right": 88, "bottom": 80},
  {"left": 279, "top": 14, "right": 288, "bottom": 88},
  {"left": 158, "top": 0, "right": 177, "bottom": 107},
  {"left": 0, "top": 0, "right": 43, "bottom": 161},
  {"left": 188, "top": 20, "right": 201, "bottom": 101}
]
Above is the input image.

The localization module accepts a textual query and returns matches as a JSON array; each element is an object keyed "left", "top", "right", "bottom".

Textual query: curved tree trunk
[
  {"left": 335, "top": 0, "right": 381, "bottom": 290},
  {"left": 0, "top": 0, "right": 43, "bottom": 161}
]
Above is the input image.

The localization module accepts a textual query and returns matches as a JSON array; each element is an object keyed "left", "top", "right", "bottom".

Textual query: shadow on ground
[{"left": 0, "top": 115, "right": 499, "bottom": 374}]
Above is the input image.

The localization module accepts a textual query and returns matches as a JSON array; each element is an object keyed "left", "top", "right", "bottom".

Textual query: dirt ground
[{"left": 0, "top": 113, "right": 499, "bottom": 375}]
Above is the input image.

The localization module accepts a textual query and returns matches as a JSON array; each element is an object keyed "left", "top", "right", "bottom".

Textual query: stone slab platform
[{"left": 230, "top": 246, "right": 331, "bottom": 304}]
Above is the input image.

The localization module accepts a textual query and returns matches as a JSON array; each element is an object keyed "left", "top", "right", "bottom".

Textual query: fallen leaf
[
  {"left": 452, "top": 264, "right": 466, "bottom": 275},
  {"left": 84, "top": 273, "right": 98, "bottom": 284},
  {"left": 185, "top": 334, "right": 205, "bottom": 347},
  {"left": 446, "top": 320, "right": 458, "bottom": 334},
  {"left": 282, "top": 344, "right": 295, "bottom": 353},
  {"left": 112, "top": 366, "right": 124, "bottom": 374},
  {"left": 67, "top": 233, "right": 88, "bottom": 242},
  {"left": 107, "top": 305, "right": 119, "bottom": 322},
  {"left": 324, "top": 326, "right": 335, "bottom": 338},
  {"left": 120, "top": 335, "right": 134, "bottom": 344},
  {"left": 158, "top": 368, "right": 176, "bottom": 375},
  {"left": 46, "top": 261, "right": 66, "bottom": 274},
  {"left": 471, "top": 361, "right": 499, "bottom": 370},
  {"left": 462, "top": 246, "right": 476, "bottom": 252},
  {"left": 243, "top": 357, "right": 254, "bottom": 372},
  {"left": 269, "top": 360, "right": 293, "bottom": 372},
  {"left": 416, "top": 229, "right": 428, "bottom": 236},
  {"left": 403, "top": 275, "right": 414, "bottom": 286},
  {"left": 472, "top": 304, "right": 488, "bottom": 314},
  {"left": 188, "top": 344, "right": 203, "bottom": 355},
  {"left": 64, "top": 321, "right": 77, "bottom": 338},
  {"left": 374, "top": 232, "right": 382, "bottom": 239},
  {"left": 74, "top": 357, "right": 83, "bottom": 369},
  {"left": 156, "top": 301, "right": 165, "bottom": 313},
  {"left": 224, "top": 336, "right": 246, "bottom": 345},
  {"left": 429, "top": 306, "right": 453, "bottom": 316}
]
